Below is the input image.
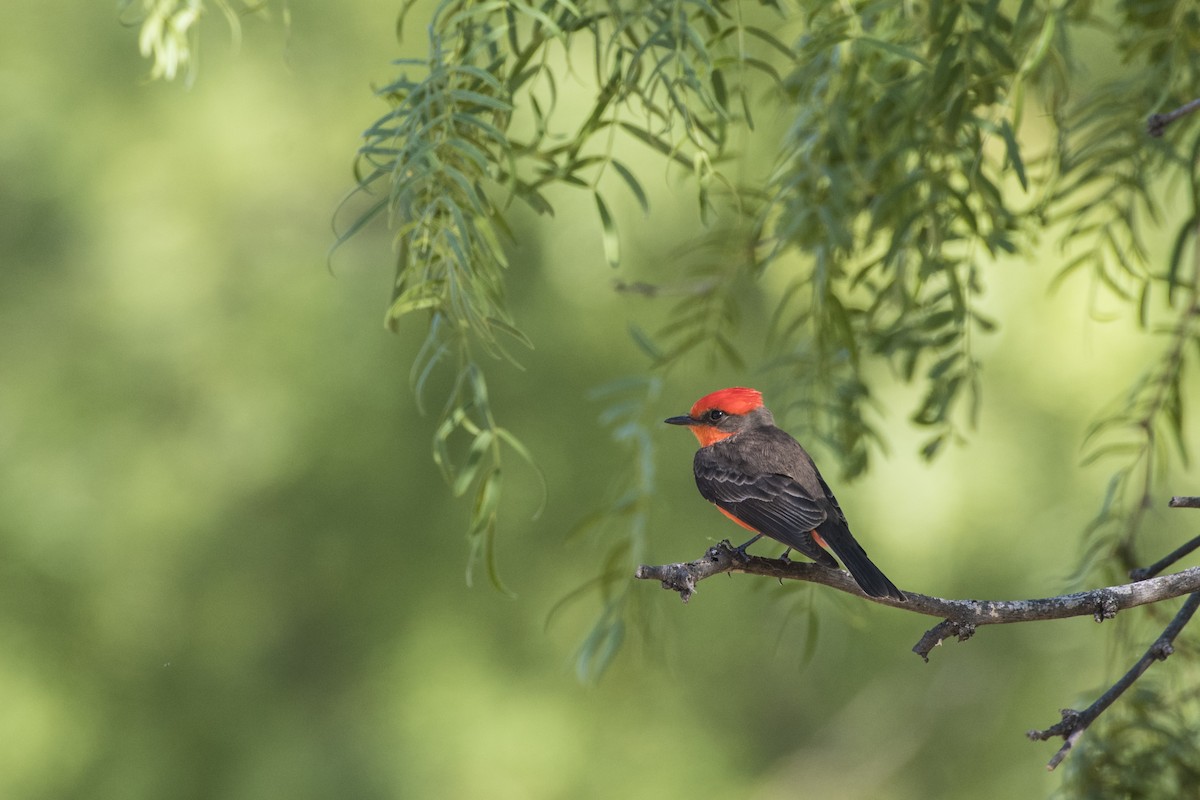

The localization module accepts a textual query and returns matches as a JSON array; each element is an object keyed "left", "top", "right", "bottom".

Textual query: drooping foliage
[{"left": 127, "top": 4, "right": 1200, "bottom": 760}]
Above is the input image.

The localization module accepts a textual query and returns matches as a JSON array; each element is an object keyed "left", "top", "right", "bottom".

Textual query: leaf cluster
[
  {"left": 1048, "top": 2, "right": 1200, "bottom": 574},
  {"left": 120, "top": 0, "right": 271, "bottom": 85},
  {"left": 756, "top": 0, "right": 1061, "bottom": 469},
  {"left": 126, "top": 3, "right": 1200, "bottom": 727},
  {"left": 1061, "top": 683, "right": 1200, "bottom": 799},
  {"left": 337, "top": 0, "right": 789, "bottom": 584},
  {"left": 550, "top": 376, "right": 662, "bottom": 682}
]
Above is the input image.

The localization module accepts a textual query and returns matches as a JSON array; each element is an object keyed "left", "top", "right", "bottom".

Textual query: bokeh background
[{"left": 4, "top": 3, "right": 1199, "bottom": 798}]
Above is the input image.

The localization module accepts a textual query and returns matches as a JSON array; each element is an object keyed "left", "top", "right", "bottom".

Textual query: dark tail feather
[{"left": 818, "top": 521, "right": 906, "bottom": 601}]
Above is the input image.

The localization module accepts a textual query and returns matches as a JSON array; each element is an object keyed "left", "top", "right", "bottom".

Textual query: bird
[{"left": 665, "top": 386, "right": 905, "bottom": 600}]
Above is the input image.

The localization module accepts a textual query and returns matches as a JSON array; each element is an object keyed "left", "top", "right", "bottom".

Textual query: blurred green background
[{"left": 3, "top": 3, "right": 1199, "bottom": 799}]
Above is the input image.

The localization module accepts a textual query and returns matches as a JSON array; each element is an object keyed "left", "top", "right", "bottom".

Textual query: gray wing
[{"left": 693, "top": 451, "right": 834, "bottom": 563}]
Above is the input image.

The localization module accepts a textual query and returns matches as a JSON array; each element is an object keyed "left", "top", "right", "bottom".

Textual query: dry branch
[
  {"left": 636, "top": 494, "right": 1200, "bottom": 771},
  {"left": 1028, "top": 592, "right": 1200, "bottom": 770},
  {"left": 635, "top": 540, "right": 1200, "bottom": 661},
  {"left": 1169, "top": 495, "right": 1200, "bottom": 509},
  {"left": 1147, "top": 99, "right": 1200, "bottom": 137}
]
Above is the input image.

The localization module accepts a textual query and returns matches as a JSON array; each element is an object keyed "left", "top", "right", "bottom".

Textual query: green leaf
[
  {"left": 453, "top": 430, "right": 494, "bottom": 496},
  {"left": 928, "top": 352, "right": 960, "bottom": 380},
  {"left": 330, "top": 193, "right": 388, "bottom": 255},
  {"left": 576, "top": 615, "right": 625, "bottom": 684},
  {"left": 485, "top": 317, "right": 534, "bottom": 350},
  {"left": 433, "top": 406, "right": 467, "bottom": 481},
  {"left": 446, "top": 88, "right": 511, "bottom": 112},
  {"left": 739, "top": 57, "right": 782, "bottom": 85},
  {"left": 998, "top": 119, "right": 1028, "bottom": 191},
  {"left": 628, "top": 325, "right": 664, "bottom": 361},
  {"left": 853, "top": 36, "right": 929, "bottom": 67},
  {"left": 465, "top": 467, "right": 508, "bottom": 591},
  {"left": 741, "top": 25, "right": 794, "bottom": 60},
  {"left": 617, "top": 123, "right": 693, "bottom": 169},
  {"left": 920, "top": 433, "right": 947, "bottom": 460},
  {"left": 1165, "top": 215, "right": 1196, "bottom": 304},
  {"left": 610, "top": 160, "right": 650, "bottom": 215},
  {"left": 387, "top": 280, "right": 445, "bottom": 322},
  {"left": 595, "top": 192, "right": 620, "bottom": 268},
  {"left": 494, "top": 426, "right": 547, "bottom": 519},
  {"left": 543, "top": 575, "right": 607, "bottom": 631}
]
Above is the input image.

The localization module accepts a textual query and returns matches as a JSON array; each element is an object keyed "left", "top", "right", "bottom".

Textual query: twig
[
  {"left": 1028, "top": 498, "right": 1200, "bottom": 768},
  {"left": 1027, "top": 591, "right": 1200, "bottom": 770},
  {"left": 911, "top": 619, "right": 976, "bottom": 658},
  {"left": 1147, "top": 98, "right": 1200, "bottom": 138},
  {"left": 635, "top": 540, "right": 1200, "bottom": 660},
  {"left": 1130, "top": 533, "right": 1200, "bottom": 580},
  {"left": 1169, "top": 495, "right": 1200, "bottom": 508}
]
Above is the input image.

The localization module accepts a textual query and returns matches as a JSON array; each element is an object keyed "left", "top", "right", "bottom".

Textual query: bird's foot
[{"left": 732, "top": 534, "right": 762, "bottom": 560}]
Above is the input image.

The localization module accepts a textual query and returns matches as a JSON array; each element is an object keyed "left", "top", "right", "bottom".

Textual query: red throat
[{"left": 689, "top": 426, "right": 734, "bottom": 447}]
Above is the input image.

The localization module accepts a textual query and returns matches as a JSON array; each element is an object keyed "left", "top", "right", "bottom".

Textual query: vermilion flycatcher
[{"left": 666, "top": 387, "right": 906, "bottom": 600}]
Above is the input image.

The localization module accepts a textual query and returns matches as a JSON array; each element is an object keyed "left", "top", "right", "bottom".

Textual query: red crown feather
[{"left": 689, "top": 387, "right": 763, "bottom": 417}]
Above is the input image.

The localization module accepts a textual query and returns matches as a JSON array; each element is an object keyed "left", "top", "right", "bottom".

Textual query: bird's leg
[{"left": 733, "top": 534, "right": 763, "bottom": 558}]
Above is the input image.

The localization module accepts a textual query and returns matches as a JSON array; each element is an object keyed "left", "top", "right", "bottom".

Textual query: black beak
[{"left": 664, "top": 415, "right": 695, "bottom": 426}]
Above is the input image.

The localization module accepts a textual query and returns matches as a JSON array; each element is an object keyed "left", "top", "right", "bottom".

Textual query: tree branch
[
  {"left": 1147, "top": 98, "right": 1200, "bottom": 138},
  {"left": 638, "top": 486, "right": 1200, "bottom": 773},
  {"left": 1027, "top": 591, "right": 1200, "bottom": 770},
  {"left": 1023, "top": 496, "right": 1200, "bottom": 769},
  {"left": 635, "top": 540, "right": 1200, "bottom": 658},
  {"left": 1130, "top": 532, "right": 1200, "bottom": 580}
]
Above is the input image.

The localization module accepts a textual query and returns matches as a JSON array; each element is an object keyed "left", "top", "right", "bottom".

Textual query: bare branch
[
  {"left": 1169, "top": 495, "right": 1200, "bottom": 508},
  {"left": 1026, "top": 496, "right": 1200, "bottom": 769},
  {"left": 638, "top": 503, "right": 1200, "bottom": 772},
  {"left": 1028, "top": 591, "right": 1200, "bottom": 770},
  {"left": 635, "top": 540, "right": 1200, "bottom": 659},
  {"left": 1130, "top": 533, "right": 1200, "bottom": 580},
  {"left": 1147, "top": 98, "right": 1200, "bottom": 137},
  {"left": 911, "top": 619, "right": 976, "bottom": 660}
]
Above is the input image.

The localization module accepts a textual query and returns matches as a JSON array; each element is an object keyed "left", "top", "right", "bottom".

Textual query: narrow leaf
[
  {"left": 595, "top": 192, "right": 620, "bottom": 268},
  {"left": 854, "top": 36, "right": 930, "bottom": 67},
  {"left": 610, "top": 160, "right": 650, "bottom": 214}
]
